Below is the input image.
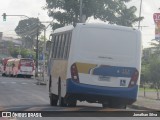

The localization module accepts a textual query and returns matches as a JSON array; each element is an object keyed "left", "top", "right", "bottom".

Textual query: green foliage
[
  {"left": 141, "top": 50, "right": 160, "bottom": 90},
  {"left": 15, "top": 18, "right": 45, "bottom": 37},
  {"left": 149, "top": 57, "right": 160, "bottom": 89},
  {"left": 141, "top": 63, "right": 150, "bottom": 84},
  {"left": 15, "top": 18, "right": 45, "bottom": 49},
  {"left": 45, "top": 0, "right": 143, "bottom": 29},
  {"left": 8, "top": 46, "right": 36, "bottom": 60}
]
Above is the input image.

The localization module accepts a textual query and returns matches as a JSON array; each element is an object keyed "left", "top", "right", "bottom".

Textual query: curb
[
  {"left": 128, "top": 105, "right": 158, "bottom": 111},
  {"left": 128, "top": 104, "right": 159, "bottom": 111},
  {"left": 34, "top": 78, "right": 47, "bottom": 85}
]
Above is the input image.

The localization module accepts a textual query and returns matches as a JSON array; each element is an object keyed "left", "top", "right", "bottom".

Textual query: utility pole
[
  {"left": 80, "top": 0, "right": 83, "bottom": 23},
  {"left": 42, "top": 20, "right": 53, "bottom": 82},
  {"left": 42, "top": 28, "right": 46, "bottom": 81},
  {"left": 138, "top": 0, "right": 143, "bottom": 29},
  {"left": 35, "top": 19, "right": 39, "bottom": 77}
]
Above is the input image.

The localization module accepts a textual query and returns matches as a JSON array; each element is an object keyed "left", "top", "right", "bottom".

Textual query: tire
[
  {"left": 67, "top": 100, "right": 77, "bottom": 107},
  {"left": 109, "top": 102, "right": 126, "bottom": 109},
  {"left": 61, "top": 98, "right": 67, "bottom": 107},
  {"left": 15, "top": 74, "right": 19, "bottom": 78},
  {"left": 26, "top": 75, "right": 31, "bottom": 78},
  {"left": 2, "top": 73, "right": 5, "bottom": 76},
  {"left": 50, "top": 93, "right": 58, "bottom": 106},
  {"left": 102, "top": 103, "right": 109, "bottom": 108}
]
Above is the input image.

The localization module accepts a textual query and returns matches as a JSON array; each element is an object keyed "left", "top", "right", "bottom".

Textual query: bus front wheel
[{"left": 58, "top": 77, "right": 67, "bottom": 107}]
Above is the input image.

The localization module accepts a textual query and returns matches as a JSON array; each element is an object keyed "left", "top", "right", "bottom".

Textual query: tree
[
  {"left": 149, "top": 57, "right": 160, "bottom": 100},
  {"left": 141, "top": 48, "right": 153, "bottom": 97},
  {"left": 45, "top": 0, "right": 143, "bottom": 29},
  {"left": 8, "top": 45, "right": 36, "bottom": 60},
  {"left": 15, "top": 18, "right": 45, "bottom": 49}
]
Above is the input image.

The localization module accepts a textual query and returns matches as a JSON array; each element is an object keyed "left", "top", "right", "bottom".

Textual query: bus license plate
[{"left": 99, "top": 76, "right": 110, "bottom": 82}]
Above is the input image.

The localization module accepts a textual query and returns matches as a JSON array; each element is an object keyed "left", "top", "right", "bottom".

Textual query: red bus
[
  {"left": 1, "top": 57, "right": 12, "bottom": 76},
  {"left": 5, "top": 58, "right": 34, "bottom": 78}
]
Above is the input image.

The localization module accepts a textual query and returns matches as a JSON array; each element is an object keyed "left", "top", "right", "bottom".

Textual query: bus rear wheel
[
  {"left": 102, "top": 102, "right": 109, "bottom": 108},
  {"left": 67, "top": 100, "right": 77, "bottom": 107},
  {"left": 109, "top": 102, "right": 126, "bottom": 109},
  {"left": 50, "top": 93, "right": 58, "bottom": 106}
]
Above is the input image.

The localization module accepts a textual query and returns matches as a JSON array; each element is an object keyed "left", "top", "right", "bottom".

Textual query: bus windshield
[{"left": 20, "top": 59, "right": 34, "bottom": 66}]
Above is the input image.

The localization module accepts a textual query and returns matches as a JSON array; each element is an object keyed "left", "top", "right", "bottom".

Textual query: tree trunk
[
  {"left": 143, "top": 84, "right": 146, "bottom": 97},
  {"left": 156, "top": 86, "right": 160, "bottom": 100}
]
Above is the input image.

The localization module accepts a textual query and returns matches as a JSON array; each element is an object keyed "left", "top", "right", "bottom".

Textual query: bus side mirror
[{"left": 46, "top": 41, "right": 51, "bottom": 52}]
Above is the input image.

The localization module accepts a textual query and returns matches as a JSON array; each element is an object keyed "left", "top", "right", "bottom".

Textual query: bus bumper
[{"left": 66, "top": 79, "right": 138, "bottom": 104}]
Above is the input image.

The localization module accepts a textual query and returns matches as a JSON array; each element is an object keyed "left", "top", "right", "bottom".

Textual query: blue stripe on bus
[
  {"left": 66, "top": 79, "right": 138, "bottom": 100},
  {"left": 92, "top": 66, "right": 136, "bottom": 77}
]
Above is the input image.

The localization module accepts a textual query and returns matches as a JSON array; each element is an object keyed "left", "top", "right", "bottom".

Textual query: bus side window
[
  {"left": 53, "top": 35, "right": 59, "bottom": 58},
  {"left": 56, "top": 35, "right": 62, "bottom": 59},
  {"left": 63, "top": 33, "right": 69, "bottom": 59},
  {"left": 64, "top": 32, "right": 72, "bottom": 59},
  {"left": 51, "top": 36, "right": 56, "bottom": 58},
  {"left": 66, "top": 33, "right": 72, "bottom": 58},
  {"left": 59, "top": 34, "right": 65, "bottom": 59}
]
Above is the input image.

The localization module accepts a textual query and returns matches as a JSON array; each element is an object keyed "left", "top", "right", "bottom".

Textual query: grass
[{"left": 139, "top": 87, "right": 157, "bottom": 92}]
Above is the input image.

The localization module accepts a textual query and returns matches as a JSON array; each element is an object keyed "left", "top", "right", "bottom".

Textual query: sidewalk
[
  {"left": 129, "top": 91, "right": 160, "bottom": 110},
  {"left": 34, "top": 73, "right": 49, "bottom": 85}
]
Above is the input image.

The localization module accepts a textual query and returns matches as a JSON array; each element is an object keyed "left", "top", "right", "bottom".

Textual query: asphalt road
[
  {"left": 0, "top": 76, "right": 48, "bottom": 107},
  {"left": 0, "top": 75, "right": 142, "bottom": 111},
  {"left": 0, "top": 76, "right": 103, "bottom": 111},
  {"left": 0, "top": 75, "right": 159, "bottom": 120}
]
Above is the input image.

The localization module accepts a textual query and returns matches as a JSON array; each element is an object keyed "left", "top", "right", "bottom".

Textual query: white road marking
[
  {"left": 0, "top": 82, "right": 36, "bottom": 86},
  {"left": 1, "top": 82, "right": 7, "bottom": 84},
  {"left": 21, "top": 83, "right": 27, "bottom": 84},
  {"left": 11, "top": 82, "right": 16, "bottom": 84}
]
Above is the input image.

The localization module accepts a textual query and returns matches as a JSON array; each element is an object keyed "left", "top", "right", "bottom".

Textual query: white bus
[{"left": 47, "top": 23, "right": 142, "bottom": 108}]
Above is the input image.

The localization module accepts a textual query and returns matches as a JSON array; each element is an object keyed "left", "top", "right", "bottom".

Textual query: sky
[{"left": 0, "top": 0, "right": 160, "bottom": 48}]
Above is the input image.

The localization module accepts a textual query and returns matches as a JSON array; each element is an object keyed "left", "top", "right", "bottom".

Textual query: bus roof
[
  {"left": 53, "top": 25, "right": 74, "bottom": 34},
  {"left": 52, "top": 23, "right": 139, "bottom": 34}
]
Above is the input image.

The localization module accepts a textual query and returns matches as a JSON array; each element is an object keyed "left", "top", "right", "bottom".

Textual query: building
[{"left": 0, "top": 32, "right": 22, "bottom": 59}]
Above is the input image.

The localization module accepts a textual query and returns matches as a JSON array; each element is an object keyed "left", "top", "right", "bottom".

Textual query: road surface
[{"left": 0, "top": 75, "right": 143, "bottom": 111}]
